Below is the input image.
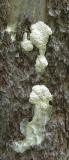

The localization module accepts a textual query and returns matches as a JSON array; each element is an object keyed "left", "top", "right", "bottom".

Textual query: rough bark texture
[{"left": 0, "top": 0, "right": 69, "bottom": 160}]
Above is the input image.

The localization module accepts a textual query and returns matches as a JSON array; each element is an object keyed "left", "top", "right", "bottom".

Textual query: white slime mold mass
[
  {"left": 35, "top": 55, "right": 48, "bottom": 73},
  {"left": 11, "top": 85, "right": 52, "bottom": 153},
  {"left": 30, "top": 21, "right": 52, "bottom": 54},
  {"left": 30, "top": 21, "right": 52, "bottom": 74},
  {"left": 21, "top": 32, "right": 33, "bottom": 51}
]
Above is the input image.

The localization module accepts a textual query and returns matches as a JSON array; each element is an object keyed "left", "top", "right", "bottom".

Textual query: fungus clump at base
[{"left": 11, "top": 85, "right": 52, "bottom": 153}]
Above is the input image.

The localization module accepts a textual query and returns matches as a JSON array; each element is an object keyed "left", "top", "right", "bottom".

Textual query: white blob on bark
[
  {"left": 11, "top": 85, "right": 52, "bottom": 153},
  {"left": 21, "top": 32, "right": 33, "bottom": 51},
  {"left": 30, "top": 21, "right": 52, "bottom": 55},
  {"left": 30, "top": 21, "right": 52, "bottom": 73},
  {"left": 35, "top": 55, "right": 48, "bottom": 73}
]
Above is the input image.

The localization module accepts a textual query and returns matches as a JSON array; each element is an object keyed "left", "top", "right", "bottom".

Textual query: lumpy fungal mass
[{"left": 11, "top": 85, "right": 52, "bottom": 153}]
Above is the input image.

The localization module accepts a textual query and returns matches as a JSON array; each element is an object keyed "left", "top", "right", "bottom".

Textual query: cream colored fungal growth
[
  {"left": 30, "top": 21, "right": 52, "bottom": 55},
  {"left": 35, "top": 55, "right": 48, "bottom": 73},
  {"left": 30, "top": 21, "right": 52, "bottom": 73},
  {"left": 21, "top": 32, "right": 33, "bottom": 51},
  {"left": 11, "top": 85, "right": 52, "bottom": 153}
]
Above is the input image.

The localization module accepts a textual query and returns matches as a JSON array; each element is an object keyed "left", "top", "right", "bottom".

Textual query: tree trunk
[{"left": 0, "top": 0, "right": 69, "bottom": 160}]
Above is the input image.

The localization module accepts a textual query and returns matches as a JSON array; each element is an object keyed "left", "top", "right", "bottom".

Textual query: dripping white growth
[
  {"left": 30, "top": 21, "right": 52, "bottom": 73},
  {"left": 11, "top": 85, "right": 52, "bottom": 153}
]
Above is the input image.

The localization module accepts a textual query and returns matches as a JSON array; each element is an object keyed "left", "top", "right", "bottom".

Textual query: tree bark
[{"left": 0, "top": 0, "right": 69, "bottom": 160}]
